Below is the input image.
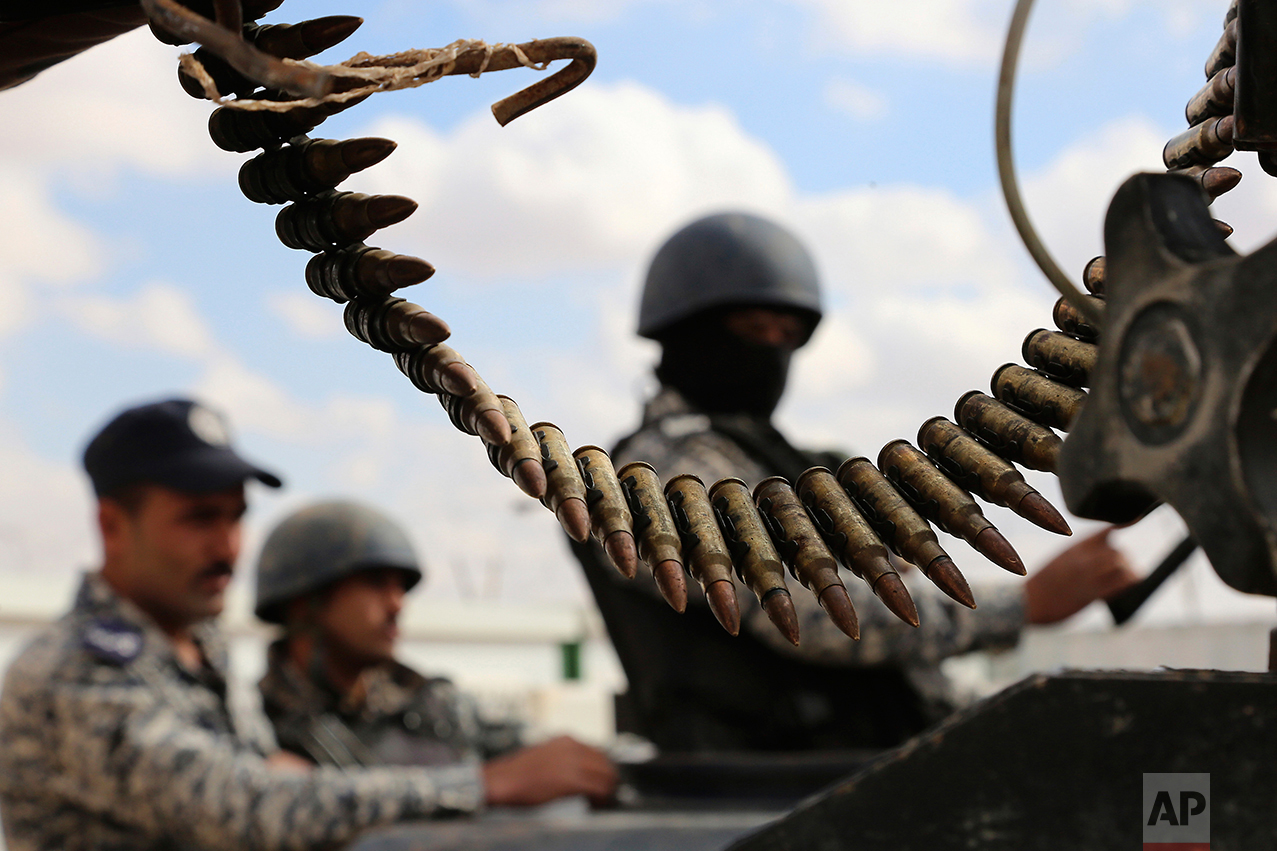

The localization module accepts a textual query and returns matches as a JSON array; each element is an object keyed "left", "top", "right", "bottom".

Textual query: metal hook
[
  {"left": 488, "top": 38, "right": 597, "bottom": 126},
  {"left": 403, "top": 38, "right": 596, "bottom": 126},
  {"left": 140, "top": 0, "right": 333, "bottom": 99}
]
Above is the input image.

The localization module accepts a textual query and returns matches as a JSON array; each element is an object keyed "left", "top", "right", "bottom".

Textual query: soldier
[
  {"left": 0, "top": 397, "right": 610, "bottom": 851},
  {"left": 253, "top": 500, "right": 617, "bottom": 803},
  {"left": 570, "top": 212, "right": 1139, "bottom": 752}
]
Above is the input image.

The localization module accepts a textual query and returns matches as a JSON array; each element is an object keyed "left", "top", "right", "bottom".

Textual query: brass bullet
[
  {"left": 1167, "top": 165, "right": 1242, "bottom": 202},
  {"left": 276, "top": 192, "right": 418, "bottom": 253},
  {"left": 1082, "top": 256, "right": 1106, "bottom": 296},
  {"left": 666, "top": 474, "right": 741, "bottom": 635},
  {"left": 393, "top": 343, "right": 478, "bottom": 396},
  {"left": 1163, "top": 114, "right": 1234, "bottom": 171},
  {"left": 240, "top": 137, "right": 398, "bottom": 205},
  {"left": 1215, "top": 219, "right": 1233, "bottom": 238},
  {"left": 178, "top": 17, "right": 364, "bottom": 99},
  {"left": 991, "top": 363, "right": 1087, "bottom": 432},
  {"left": 437, "top": 378, "right": 510, "bottom": 445},
  {"left": 795, "top": 467, "right": 918, "bottom": 627},
  {"left": 1022, "top": 328, "right": 1098, "bottom": 388},
  {"left": 530, "top": 422, "right": 592, "bottom": 543},
  {"left": 308, "top": 244, "right": 434, "bottom": 303},
  {"left": 709, "top": 477, "right": 795, "bottom": 643},
  {"left": 248, "top": 16, "right": 364, "bottom": 60},
  {"left": 1051, "top": 295, "right": 1103, "bottom": 342},
  {"left": 1185, "top": 65, "right": 1237, "bottom": 126},
  {"left": 755, "top": 477, "right": 858, "bottom": 640},
  {"left": 343, "top": 297, "right": 450, "bottom": 352},
  {"left": 836, "top": 458, "right": 972, "bottom": 607},
  {"left": 705, "top": 579, "right": 742, "bottom": 637},
  {"left": 208, "top": 95, "right": 368, "bottom": 153},
  {"left": 972, "top": 526, "right": 1026, "bottom": 576},
  {"left": 954, "top": 391, "right": 1063, "bottom": 474},
  {"left": 574, "top": 446, "right": 638, "bottom": 579},
  {"left": 816, "top": 585, "right": 859, "bottom": 641},
  {"left": 487, "top": 396, "right": 546, "bottom": 499},
  {"left": 1204, "top": 16, "right": 1237, "bottom": 79},
  {"left": 618, "top": 462, "right": 687, "bottom": 613},
  {"left": 149, "top": 0, "right": 285, "bottom": 44},
  {"left": 878, "top": 440, "right": 1025, "bottom": 576},
  {"left": 762, "top": 589, "right": 801, "bottom": 646},
  {"left": 918, "top": 417, "right": 1071, "bottom": 536},
  {"left": 926, "top": 556, "right": 976, "bottom": 609}
]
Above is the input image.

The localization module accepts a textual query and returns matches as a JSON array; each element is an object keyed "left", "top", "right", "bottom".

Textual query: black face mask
[{"left": 655, "top": 320, "right": 792, "bottom": 418}]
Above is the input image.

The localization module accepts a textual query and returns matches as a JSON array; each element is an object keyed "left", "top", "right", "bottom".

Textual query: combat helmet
[
  {"left": 255, "top": 500, "right": 422, "bottom": 624},
  {"left": 637, "top": 212, "right": 823, "bottom": 340}
]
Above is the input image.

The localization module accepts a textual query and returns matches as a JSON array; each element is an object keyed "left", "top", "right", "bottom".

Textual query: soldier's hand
[
  {"left": 266, "top": 750, "right": 314, "bottom": 774},
  {"left": 482, "top": 735, "right": 618, "bottom": 807},
  {"left": 1024, "top": 526, "right": 1139, "bottom": 625}
]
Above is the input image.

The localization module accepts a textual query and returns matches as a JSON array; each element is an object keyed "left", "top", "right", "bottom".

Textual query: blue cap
[{"left": 82, "top": 398, "right": 282, "bottom": 497}]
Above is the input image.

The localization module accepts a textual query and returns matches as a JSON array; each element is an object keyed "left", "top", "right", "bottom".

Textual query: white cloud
[
  {"left": 351, "top": 82, "right": 792, "bottom": 278},
  {"left": 823, "top": 78, "right": 889, "bottom": 122},
  {"left": 267, "top": 291, "right": 346, "bottom": 340},
  {"left": 1021, "top": 115, "right": 1170, "bottom": 275},
  {"left": 0, "top": 28, "right": 231, "bottom": 184},
  {"left": 796, "top": 0, "right": 1007, "bottom": 64},
  {"left": 0, "top": 422, "right": 96, "bottom": 578},
  {"left": 59, "top": 281, "right": 216, "bottom": 358},
  {"left": 0, "top": 166, "right": 104, "bottom": 337}
]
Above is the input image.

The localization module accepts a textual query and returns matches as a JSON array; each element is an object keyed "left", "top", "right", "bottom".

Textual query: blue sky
[{"left": 2, "top": 0, "right": 1274, "bottom": 626}]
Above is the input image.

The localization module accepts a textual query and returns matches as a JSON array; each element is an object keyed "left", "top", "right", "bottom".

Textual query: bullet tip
[
  {"left": 654, "top": 560, "right": 687, "bottom": 613},
  {"left": 603, "top": 532, "right": 639, "bottom": 579},
  {"left": 341, "top": 136, "right": 398, "bottom": 172},
  {"left": 1015, "top": 491, "right": 1072, "bottom": 536},
  {"left": 512, "top": 459, "right": 547, "bottom": 499},
  {"left": 818, "top": 584, "right": 859, "bottom": 640},
  {"left": 476, "top": 409, "right": 512, "bottom": 446},
  {"left": 556, "top": 497, "right": 592, "bottom": 543},
  {"left": 872, "top": 572, "right": 920, "bottom": 627},
  {"left": 973, "top": 527, "right": 1027, "bottom": 576},
  {"left": 438, "top": 363, "right": 479, "bottom": 397},
  {"left": 762, "top": 590, "right": 800, "bottom": 646},
  {"left": 705, "top": 579, "right": 741, "bottom": 636},
  {"left": 926, "top": 556, "right": 976, "bottom": 609},
  {"left": 408, "top": 311, "right": 450, "bottom": 346},
  {"left": 385, "top": 255, "right": 435, "bottom": 290},
  {"left": 368, "top": 194, "right": 418, "bottom": 228}
]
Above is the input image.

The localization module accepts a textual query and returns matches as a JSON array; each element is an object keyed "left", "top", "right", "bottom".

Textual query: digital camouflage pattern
[
  {"left": 0, "top": 574, "right": 485, "bottom": 851},
  {"left": 611, "top": 387, "right": 1025, "bottom": 702},
  {"left": 260, "top": 640, "right": 521, "bottom": 770}
]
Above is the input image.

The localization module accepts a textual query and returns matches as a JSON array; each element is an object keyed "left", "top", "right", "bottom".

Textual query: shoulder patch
[{"left": 82, "top": 618, "right": 144, "bottom": 665}]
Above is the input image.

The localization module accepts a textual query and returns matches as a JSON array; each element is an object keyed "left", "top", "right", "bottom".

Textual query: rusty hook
[
  {"left": 415, "top": 37, "right": 596, "bottom": 126},
  {"left": 488, "top": 38, "right": 597, "bottom": 126},
  {"left": 140, "top": 0, "right": 333, "bottom": 99}
]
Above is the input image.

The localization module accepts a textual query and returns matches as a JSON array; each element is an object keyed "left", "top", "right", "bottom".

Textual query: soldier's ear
[{"left": 97, "top": 498, "right": 127, "bottom": 554}]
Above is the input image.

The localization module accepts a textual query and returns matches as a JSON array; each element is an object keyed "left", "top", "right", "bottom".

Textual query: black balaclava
[{"left": 655, "top": 308, "right": 805, "bottom": 418}]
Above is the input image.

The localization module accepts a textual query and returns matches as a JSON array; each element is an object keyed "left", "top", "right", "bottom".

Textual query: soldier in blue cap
[{"left": 0, "top": 397, "right": 612, "bottom": 851}]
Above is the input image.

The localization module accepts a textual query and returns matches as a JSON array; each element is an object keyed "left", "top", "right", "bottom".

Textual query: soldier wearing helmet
[
  {"left": 0, "top": 398, "right": 492, "bottom": 851},
  {"left": 570, "top": 212, "right": 1138, "bottom": 753},
  {"left": 255, "top": 500, "right": 618, "bottom": 804}
]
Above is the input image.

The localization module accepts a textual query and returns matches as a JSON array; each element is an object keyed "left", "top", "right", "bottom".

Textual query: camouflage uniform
[
  {"left": 571, "top": 386, "right": 1025, "bottom": 751},
  {"left": 0, "top": 573, "right": 485, "bottom": 851},
  {"left": 259, "top": 640, "right": 519, "bottom": 770}
]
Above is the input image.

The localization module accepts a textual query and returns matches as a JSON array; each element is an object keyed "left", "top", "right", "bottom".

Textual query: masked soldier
[
  {"left": 570, "top": 212, "right": 1137, "bottom": 753},
  {"left": 254, "top": 500, "right": 616, "bottom": 803},
  {"left": 0, "top": 398, "right": 609, "bottom": 851}
]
